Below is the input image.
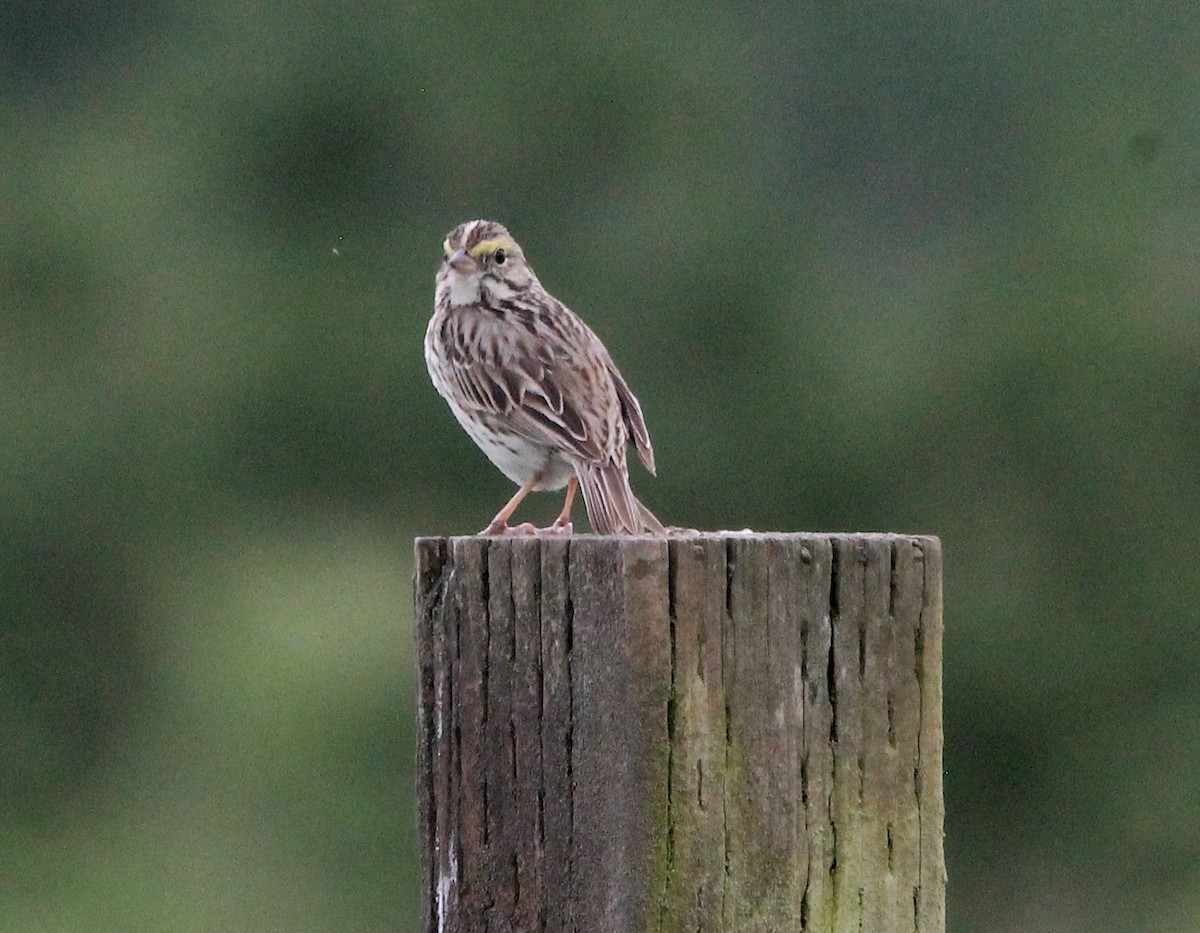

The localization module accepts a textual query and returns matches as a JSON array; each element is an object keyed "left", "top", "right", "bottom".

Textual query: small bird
[{"left": 425, "top": 219, "right": 664, "bottom": 536}]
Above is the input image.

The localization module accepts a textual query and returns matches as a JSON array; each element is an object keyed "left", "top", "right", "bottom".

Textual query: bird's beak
[{"left": 447, "top": 248, "right": 475, "bottom": 274}]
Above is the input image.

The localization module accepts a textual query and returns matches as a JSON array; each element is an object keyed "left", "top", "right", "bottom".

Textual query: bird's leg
[
  {"left": 480, "top": 475, "right": 540, "bottom": 536},
  {"left": 541, "top": 476, "right": 577, "bottom": 536}
]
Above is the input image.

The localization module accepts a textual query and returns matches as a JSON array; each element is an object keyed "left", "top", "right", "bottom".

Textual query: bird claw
[
  {"left": 479, "top": 520, "right": 572, "bottom": 537},
  {"left": 480, "top": 521, "right": 540, "bottom": 537}
]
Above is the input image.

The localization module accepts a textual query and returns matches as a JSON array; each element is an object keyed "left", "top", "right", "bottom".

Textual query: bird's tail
[{"left": 576, "top": 461, "right": 664, "bottom": 535}]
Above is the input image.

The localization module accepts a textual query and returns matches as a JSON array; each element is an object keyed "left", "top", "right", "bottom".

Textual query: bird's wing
[
  {"left": 447, "top": 325, "right": 613, "bottom": 465},
  {"left": 607, "top": 360, "right": 655, "bottom": 475}
]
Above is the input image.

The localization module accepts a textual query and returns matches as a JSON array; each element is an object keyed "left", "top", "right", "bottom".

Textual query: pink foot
[
  {"left": 479, "top": 521, "right": 539, "bottom": 536},
  {"left": 539, "top": 520, "right": 574, "bottom": 536}
]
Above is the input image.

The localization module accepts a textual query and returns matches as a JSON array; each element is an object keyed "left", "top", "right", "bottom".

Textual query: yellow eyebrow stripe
[
  {"left": 442, "top": 238, "right": 452, "bottom": 256},
  {"left": 467, "top": 237, "right": 513, "bottom": 259}
]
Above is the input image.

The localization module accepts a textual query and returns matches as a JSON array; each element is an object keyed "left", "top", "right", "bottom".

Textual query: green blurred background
[{"left": 3, "top": 2, "right": 1197, "bottom": 931}]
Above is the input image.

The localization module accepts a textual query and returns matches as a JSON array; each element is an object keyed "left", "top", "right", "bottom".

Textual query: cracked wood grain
[{"left": 414, "top": 533, "right": 944, "bottom": 933}]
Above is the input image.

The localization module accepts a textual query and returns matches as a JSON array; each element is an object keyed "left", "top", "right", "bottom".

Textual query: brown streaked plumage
[{"left": 425, "top": 219, "right": 663, "bottom": 536}]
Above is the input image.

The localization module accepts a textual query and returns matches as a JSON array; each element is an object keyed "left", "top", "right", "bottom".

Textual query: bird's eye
[{"left": 493, "top": 248, "right": 506, "bottom": 265}]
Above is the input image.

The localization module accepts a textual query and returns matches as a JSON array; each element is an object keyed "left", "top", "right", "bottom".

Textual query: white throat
[{"left": 447, "top": 272, "right": 482, "bottom": 307}]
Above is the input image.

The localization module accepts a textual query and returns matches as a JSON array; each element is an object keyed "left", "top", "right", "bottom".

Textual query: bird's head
[{"left": 438, "top": 219, "right": 536, "bottom": 306}]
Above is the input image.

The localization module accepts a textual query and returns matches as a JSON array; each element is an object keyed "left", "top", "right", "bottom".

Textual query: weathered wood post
[{"left": 414, "top": 533, "right": 944, "bottom": 932}]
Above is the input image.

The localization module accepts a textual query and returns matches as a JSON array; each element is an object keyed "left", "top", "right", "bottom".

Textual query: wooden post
[{"left": 414, "top": 533, "right": 944, "bottom": 933}]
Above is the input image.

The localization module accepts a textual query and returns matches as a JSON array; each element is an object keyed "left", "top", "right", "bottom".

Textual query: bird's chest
[{"left": 449, "top": 402, "right": 572, "bottom": 489}]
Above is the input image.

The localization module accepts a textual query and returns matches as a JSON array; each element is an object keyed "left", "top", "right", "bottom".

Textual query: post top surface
[{"left": 415, "top": 531, "right": 940, "bottom": 547}]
